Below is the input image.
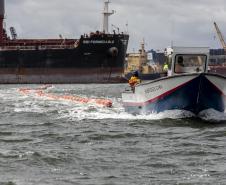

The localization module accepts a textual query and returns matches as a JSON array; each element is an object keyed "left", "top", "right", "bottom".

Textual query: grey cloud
[{"left": 4, "top": 0, "right": 226, "bottom": 51}]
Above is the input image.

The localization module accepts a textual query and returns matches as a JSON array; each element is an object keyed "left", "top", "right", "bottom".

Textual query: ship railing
[{"left": 0, "top": 44, "right": 77, "bottom": 51}]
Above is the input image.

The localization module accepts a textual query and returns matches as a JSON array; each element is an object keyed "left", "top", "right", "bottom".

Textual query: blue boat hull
[{"left": 122, "top": 73, "right": 226, "bottom": 115}]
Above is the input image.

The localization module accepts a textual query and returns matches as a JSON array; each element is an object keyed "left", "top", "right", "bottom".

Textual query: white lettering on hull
[
  {"left": 83, "top": 40, "right": 114, "bottom": 44},
  {"left": 145, "top": 85, "right": 163, "bottom": 94}
]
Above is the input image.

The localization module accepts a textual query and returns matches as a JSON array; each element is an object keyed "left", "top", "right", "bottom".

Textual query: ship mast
[
  {"left": 0, "top": 0, "right": 4, "bottom": 44},
  {"left": 102, "top": 0, "right": 114, "bottom": 33}
]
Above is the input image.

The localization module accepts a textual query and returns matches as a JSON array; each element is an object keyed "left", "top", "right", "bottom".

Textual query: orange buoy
[{"left": 18, "top": 86, "right": 112, "bottom": 108}]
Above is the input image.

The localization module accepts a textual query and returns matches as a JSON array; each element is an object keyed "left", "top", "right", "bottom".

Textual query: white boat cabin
[{"left": 165, "top": 47, "right": 209, "bottom": 76}]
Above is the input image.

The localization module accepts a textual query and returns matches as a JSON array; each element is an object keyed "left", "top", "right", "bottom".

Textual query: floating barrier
[{"left": 18, "top": 85, "right": 112, "bottom": 108}]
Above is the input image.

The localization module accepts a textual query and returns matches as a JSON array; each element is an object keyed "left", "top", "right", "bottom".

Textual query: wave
[{"left": 1, "top": 85, "right": 226, "bottom": 122}]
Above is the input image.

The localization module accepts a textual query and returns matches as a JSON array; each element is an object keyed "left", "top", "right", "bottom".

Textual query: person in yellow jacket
[
  {"left": 129, "top": 71, "right": 141, "bottom": 92},
  {"left": 163, "top": 62, "right": 169, "bottom": 72}
]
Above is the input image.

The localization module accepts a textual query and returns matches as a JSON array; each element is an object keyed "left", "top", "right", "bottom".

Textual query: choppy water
[{"left": 0, "top": 84, "right": 226, "bottom": 185}]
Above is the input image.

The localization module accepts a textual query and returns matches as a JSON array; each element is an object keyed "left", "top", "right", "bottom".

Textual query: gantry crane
[{"left": 213, "top": 22, "right": 226, "bottom": 51}]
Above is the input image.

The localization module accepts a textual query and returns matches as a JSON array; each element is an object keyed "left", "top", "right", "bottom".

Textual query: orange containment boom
[{"left": 18, "top": 85, "right": 112, "bottom": 108}]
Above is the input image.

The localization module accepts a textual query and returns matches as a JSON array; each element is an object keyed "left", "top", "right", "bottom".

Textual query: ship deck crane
[
  {"left": 10, "top": 27, "right": 17, "bottom": 40},
  {"left": 111, "top": 24, "right": 119, "bottom": 34},
  {"left": 213, "top": 22, "right": 226, "bottom": 51}
]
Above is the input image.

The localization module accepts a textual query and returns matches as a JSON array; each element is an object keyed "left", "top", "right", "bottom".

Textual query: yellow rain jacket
[
  {"left": 163, "top": 63, "right": 169, "bottom": 72},
  {"left": 129, "top": 76, "right": 140, "bottom": 86}
]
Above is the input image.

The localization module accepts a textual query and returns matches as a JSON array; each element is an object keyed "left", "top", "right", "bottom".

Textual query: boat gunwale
[{"left": 122, "top": 72, "right": 226, "bottom": 94}]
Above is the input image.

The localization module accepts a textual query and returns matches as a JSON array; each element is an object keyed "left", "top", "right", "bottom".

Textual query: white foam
[
  {"left": 198, "top": 109, "right": 226, "bottom": 122},
  {"left": 1, "top": 86, "right": 226, "bottom": 122},
  {"left": 55, "top": 102, "right": 195, "bottom": 121}
]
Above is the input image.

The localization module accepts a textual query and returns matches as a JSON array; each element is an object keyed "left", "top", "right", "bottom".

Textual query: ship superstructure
[{"left": 124, "top": 41, "right": 166, "bottom": 80}]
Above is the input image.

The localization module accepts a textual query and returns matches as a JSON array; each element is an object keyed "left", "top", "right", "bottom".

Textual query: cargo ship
[{"left": 0, "top": 0, "right": 129, "bottom": 83}]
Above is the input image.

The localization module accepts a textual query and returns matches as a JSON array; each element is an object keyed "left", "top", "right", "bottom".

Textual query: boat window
[{"left": 174, "top": 55, "right": 207, "bottom": 73}]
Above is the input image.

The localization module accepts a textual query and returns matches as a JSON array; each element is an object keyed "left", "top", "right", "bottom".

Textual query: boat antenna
[
  {"left": 102, "top": 0, "right": 115, "bottom": 33},
  {"left": 170, "top": 19, "right": 175, "bottom": 47},
  {"left": 171, "top": 40, "right": 174, "bottom": 47}
]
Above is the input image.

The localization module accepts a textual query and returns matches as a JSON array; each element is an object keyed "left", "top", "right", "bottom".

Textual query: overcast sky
[{"left": 3, "top": 0, "right": 226, "bottom": 52}]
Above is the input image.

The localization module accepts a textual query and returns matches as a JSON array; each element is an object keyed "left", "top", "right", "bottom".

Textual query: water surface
[{"left": 0, "top": 84, "right": 226, "bottom": 185}]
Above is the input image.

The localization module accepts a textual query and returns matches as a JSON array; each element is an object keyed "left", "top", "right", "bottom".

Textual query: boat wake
[
  {"left": 198, "top": 109, "right": 226, "bottom": 122},
  {"left": 0, "top": 86, "right": 225, "bottom": 122},
  {"left": 58, "top": 106, "right": 226, "bottom": 122}
]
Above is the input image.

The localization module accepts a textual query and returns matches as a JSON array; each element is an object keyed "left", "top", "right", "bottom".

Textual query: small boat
[{"left": 122, "top": 47, "right": 226, "bottom": 115}]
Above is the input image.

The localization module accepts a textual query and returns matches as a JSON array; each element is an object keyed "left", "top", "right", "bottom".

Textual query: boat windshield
[{"left": 174, "top": 54, "right": 207, "bottom": 74}]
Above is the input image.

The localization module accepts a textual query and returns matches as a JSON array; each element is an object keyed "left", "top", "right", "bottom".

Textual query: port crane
[{"left": 213, "top": 22, "right": 226, "bottom": 51}]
